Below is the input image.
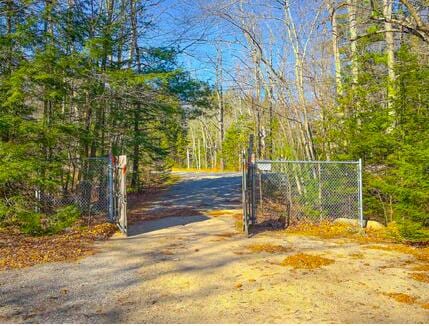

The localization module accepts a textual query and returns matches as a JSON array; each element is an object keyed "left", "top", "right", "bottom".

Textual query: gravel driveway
[
  {"left": 1, "top": 172, "right": 428, "bottom": 323},
  {"left": 0, "top": 172, "right": 242, "bottom": 323}
]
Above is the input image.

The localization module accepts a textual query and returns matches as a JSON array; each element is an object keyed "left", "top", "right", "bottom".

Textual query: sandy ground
[{"left": 0, "top": 172, "right": 428, "bottom": 323}]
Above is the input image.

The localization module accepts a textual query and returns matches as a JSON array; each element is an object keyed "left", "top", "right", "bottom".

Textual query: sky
[{"left": 142, "top": 0, "right": 331, "bottom": 95}]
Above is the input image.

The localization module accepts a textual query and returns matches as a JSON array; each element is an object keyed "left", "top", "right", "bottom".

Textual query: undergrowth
[
  {"left": 282, "top": 220, "right": 429, "bottom": 246},
  {"left": 19, "top": 205, "right": 80, "bottom": 235}
]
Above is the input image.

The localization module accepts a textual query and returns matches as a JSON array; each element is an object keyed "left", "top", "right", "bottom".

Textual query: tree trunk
[
  {"left": 384, "top": 0, "right": 396, "bottom": 113},
  {"left": 215, "top": 46, "right": 225, "bottom": 170},
  {"left": 347, "top": 0, "right": 359, "bottom": 86},
  {"left": 328, "top": 0, "right": 343, "bottom": 96}
]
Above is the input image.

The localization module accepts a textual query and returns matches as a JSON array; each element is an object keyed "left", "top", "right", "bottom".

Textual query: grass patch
[
  {"left": 383, "top": 292, "right": 417, "bottom": 304},
  {"left": 421, "top": 303, "right": 429, "bottom": 310},
  {"left": 409, "top": 273, "right": 429, "bottom": 283},
  {"left": 247, "top": 243, "right": 290, "bottom": 254},
  {"left": 280, "top": 253, "right": 334, "bottom": 269}
]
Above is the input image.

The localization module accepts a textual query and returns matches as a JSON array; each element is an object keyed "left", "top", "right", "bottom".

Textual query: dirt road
[{"left": 1, "top": 172, "right": 428, "bottom": 323}]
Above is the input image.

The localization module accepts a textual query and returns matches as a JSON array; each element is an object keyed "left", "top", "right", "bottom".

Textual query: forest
[{"left": 0, "top": 0, "right": 428, "bottom": 240}]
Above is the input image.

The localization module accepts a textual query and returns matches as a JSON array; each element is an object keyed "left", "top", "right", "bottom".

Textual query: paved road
[{"left": 155, "top": 172, "right": 241, "bottom": 209}]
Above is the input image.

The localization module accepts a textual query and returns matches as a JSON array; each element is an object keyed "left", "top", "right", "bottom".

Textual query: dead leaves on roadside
[
  {"left": 0, "top": 223, "right": 117, "bottom": 270},
  {"left": 247, "top": 243, "right": 290, "bottom": 254},
  {"left": 409, "top": 272, "right": 429, "bottom": 284},
  {"left": 280, "top": 253, "right": 334, "bottom": 269},
  {"left": 383, "top": 292, "right": 418, "bottom": 304}
]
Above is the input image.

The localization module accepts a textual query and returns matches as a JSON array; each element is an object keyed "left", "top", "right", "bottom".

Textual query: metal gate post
[
  {"left": 117, "top": 155, "right": 127, "bottom": 235},
  {"left": 247, "top": 135, "right": 255, "bottom": 227},
  {"left": 358, "top": 158, "right": 364, "bottom": 227},
  {"left": 108, "top": 153, "right": 114, "bottom": 222},
  {"left": 251, "top": 153, "right": 256, "bottom": 225},
  {"left": 242, "top": 151, "right": 249, "bottom": 236}
]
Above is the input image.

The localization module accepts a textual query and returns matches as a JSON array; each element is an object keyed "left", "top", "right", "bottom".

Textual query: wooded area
[
  {"left": 0, "top": 0, "right": 428, "bottom": 239},
  {"left": 0, "top": 0, "right": 210, "bottom": 234},
  {"left": 183, "top": 0, "right": 429, "bottom": 240}
]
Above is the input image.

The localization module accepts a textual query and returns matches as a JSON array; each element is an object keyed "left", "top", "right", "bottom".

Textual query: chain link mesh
[
  {"left": 37, "top": 158, "right": 111, "bottom": 217},
  {"left": 252, "top": 161, "right": 361, "bottom": 228}
]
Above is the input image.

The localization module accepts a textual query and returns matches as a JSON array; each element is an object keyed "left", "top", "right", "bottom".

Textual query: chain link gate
[
  {"left": 36, "top": 155, "right": 128, "bottom": 235},
  {"left": 242, "top": 137, "right": 364, "bottom": 236}
]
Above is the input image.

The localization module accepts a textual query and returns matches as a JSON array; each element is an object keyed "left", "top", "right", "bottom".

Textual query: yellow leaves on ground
[
  {"left": 383, "top": 292, "right": 418, "bottom": 304},
  {"left": 283, "top": 221, "right": 375, "bottom": 241},
  {"left": 205, "top": 209, "right": 243, "bottom": 231},
  {"left": 412, "top": 264, "right": 429, "bottom": 271},
  {"left": 0, "top": 223, "right": 117, "bottom": 270},
  {"left": 205, "top": 209, "right": 242, "bottom": 220},
  {"left": 246, "top": 243, "right": 290, "bottom": 254},
  {"left": 365, "top": 244, "right": 429, "bottom": 263},
  {"left": 280, "top": 253, "right": 334, "bottom": 269},
  {"left": 410, "top": 273, "right": 429, "bottom": 284},
  {"left": 349, "top": 252, "right": 365, "bottom": 259}
]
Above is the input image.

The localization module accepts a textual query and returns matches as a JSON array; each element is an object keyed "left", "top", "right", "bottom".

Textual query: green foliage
[
  {"left": 328, "top": 43, "right": 429, "bottom": 240},
  {"left": 0, "top": 1, "right": 210, "bottom": 233},
  {"left": 395, "top": 220, "right": 429, "bottom": 243},
  {"left": 19, "top": 212, "right": 43, "bottom": 235},
  {"left": 19, "top": 205, "right": 80, "bottom": 236},
  {"left": 222, "top": 116, "right": 253, "bottom": 170},
  {"left": 48, "top": 205, "right": 80, "bottom": 234}
]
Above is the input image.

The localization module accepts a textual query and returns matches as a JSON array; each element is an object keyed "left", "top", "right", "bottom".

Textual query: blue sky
[{"left": 142, "top": 0, "right": 329, "bottom": 95}]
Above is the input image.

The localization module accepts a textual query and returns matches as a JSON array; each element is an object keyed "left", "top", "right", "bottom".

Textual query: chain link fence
[
  {"left": 256, "top": 160, "right": 363, "bottom": 226},
  {"left": 36, "top": 157, "right": 115, "bottom": 220},
  {"left": 243, "top": 156, "right": 364, "bottom": 235}
]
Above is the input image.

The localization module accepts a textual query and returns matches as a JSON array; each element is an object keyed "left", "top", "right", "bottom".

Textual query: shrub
[{"left": 18, "top": 205, "right": 80, "bottom": 235}]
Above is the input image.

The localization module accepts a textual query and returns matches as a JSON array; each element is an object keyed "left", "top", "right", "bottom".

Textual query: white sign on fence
[{"left": 258, "top": 163, "right": 272, "bottom": 171}]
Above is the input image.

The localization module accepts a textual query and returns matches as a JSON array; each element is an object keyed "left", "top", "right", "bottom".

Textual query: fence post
[
  {"left": 108, "top": 153, "right": 114, "bottom": 222},
  {"left": 247, "top": 135, "right": 255, "bottom": 226},
  {"left": 241, "top": 151, "right": 248, "bottom": 236},
  {"left": 251, "top": 152, "right": 256, "bottom": 225},
  {"left": 117, "top": 155, "right": 127, "bottom": 235},
  {"left": 358, "top": 158, "right": 364, "bottom": 227}
]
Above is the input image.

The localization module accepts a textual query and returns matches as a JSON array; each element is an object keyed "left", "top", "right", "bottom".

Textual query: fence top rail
[{"left": 256, "top": 159, "right": 360, "bottom": 164}]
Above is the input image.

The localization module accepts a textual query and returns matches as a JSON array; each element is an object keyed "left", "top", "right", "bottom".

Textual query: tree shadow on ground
[{"left": 127, "top": 215, "right": 210, "bottom": 237}]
